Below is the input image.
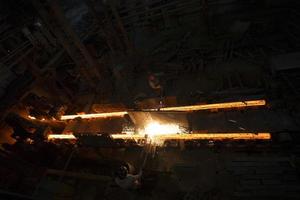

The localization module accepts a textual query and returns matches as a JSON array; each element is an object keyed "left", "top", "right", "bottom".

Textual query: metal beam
[{"left": 32, "top": 0, "right": 101, "bottom": 87}]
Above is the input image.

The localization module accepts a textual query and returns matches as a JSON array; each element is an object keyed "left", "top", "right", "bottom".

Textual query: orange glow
[
  {"left": 155, "top": 132, "right": 270, "bottom": 140},
  {"left": 149, "top": 99, "right": 266, "bottom": 112},
  {"left": 48, "top": 134, "right": 76, "bottom": 140},
  {"left": 60, "top": 111, "right": 128, "bottom": 120},
  {"left": 47, "top": 132, "right": 270, "bottom": 141},
  {"left": 59, "top": 100, "right": 265, "bottom": 120},
  {"left": 140, "top": 122, "right": 184, "bottom": 137},
  {"left": 111, "top": 134, "right": 145, "bottom": 140},
  {"left": 28, "top": 115, "right": 36, "bottom": 120},
  {"left": 111, "top": 132, "right": 271, "bottom": 140},
  {"left": 77, "top": 112, "right": 86, "bottom": 115},
  {"left": 137, "top": 121, "right": 187, "bottom": 143}
]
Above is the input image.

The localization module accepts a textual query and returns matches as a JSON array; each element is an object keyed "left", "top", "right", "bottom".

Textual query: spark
[{"left": 141, "top": 122, "right": 183, "bottom": 137}]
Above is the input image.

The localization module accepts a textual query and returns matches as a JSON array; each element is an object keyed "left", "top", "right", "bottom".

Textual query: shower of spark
[{"left": 138, "top": 121, "right": 187, "bottom": 144}]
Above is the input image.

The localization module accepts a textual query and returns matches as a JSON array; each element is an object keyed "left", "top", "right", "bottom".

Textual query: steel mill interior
[{"left": 1, "top": 0, "right": 300, "bottom": 199}]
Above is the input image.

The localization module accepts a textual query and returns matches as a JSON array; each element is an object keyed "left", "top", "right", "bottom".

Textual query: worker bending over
[{"left": 115, "top": 165, "right": 142, "bottom": 190}]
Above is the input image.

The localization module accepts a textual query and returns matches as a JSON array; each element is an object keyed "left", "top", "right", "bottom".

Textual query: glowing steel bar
[
  {"left": 111, "top": 132, "right": 271, "bottom": 140},
  {"left": 59, "top": 100, "right": 265, "bottom": 120},
  {"left": 48, "top": 132, "right": 270, "bottom": 141},
  {"left": 111, "top": 134, "right": 146, "bottom": 140},
  {"left": 155, "top": 133, "right": 271, "bottom": 140},
  {"left": 60, "top": 111, "right": 128, "bottom": 120},
  {"left": 153, "top": 100, "right": 266, "bottom": 112},
  {"left": 48, "top": 134, "right": 76, "bottom": 140}
]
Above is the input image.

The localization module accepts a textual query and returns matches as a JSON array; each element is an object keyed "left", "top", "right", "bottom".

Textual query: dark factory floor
[{"left": 31, "top": 145, "right": 300, "bottom": 200}]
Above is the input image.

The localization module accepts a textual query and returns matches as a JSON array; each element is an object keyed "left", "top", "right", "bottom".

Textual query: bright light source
[
  {"left": 141, "top": 121, "right": 183, "bottom": 144},
  {"left": 140, "top": 121, "right": 184, "bottom": 137},
  {"left": 48, "top": 134, "right": 76, "bottom": 140},
  {"left": 110, "top": 134, "right": 145, "bottom": 139},
  {"left": 28, "top": 115, "right": 36, "bottom": 120}
]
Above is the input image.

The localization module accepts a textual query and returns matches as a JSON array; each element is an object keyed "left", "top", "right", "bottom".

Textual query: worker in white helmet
[{"left": 115, "top": 165, "right": 142, "bottom": 190}]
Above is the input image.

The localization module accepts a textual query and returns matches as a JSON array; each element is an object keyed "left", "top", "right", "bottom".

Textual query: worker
[
  {"left": 148, "top": 72, "right": 164, "bottom": 109},
  {"left": 114, "top": 165, "right": 142, "bottom": 190},
  {"left": 148, "top": 73, "right": 162, "bottom": 92}
]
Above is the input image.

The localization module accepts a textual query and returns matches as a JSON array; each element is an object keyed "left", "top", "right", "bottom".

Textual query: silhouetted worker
[{"left": 115, "top": 165, "right": 142, "bottom": 190}]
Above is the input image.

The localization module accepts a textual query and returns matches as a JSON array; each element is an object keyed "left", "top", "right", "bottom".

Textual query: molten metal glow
[
  {"left": 47, "top": 132, "right": 271, "bottom": 141},
  {"left": 59, "top": 100, "right": 265, "bottom": 120},
  {"left": 155, "top": 132, "right": 271, "bottom": 140},
  {"left": 60, "top": 111, "right": 128, "bottom": 120},
  {"left": 151, "top": 99, "right": 266, "bottom": 112},
  {"left": 28, "top": 115, "right": 36, "bottom": 120},
  {"left": 111, "top": 133, "right": 271, "bottom": 140},
  {"left": 141, "top": 122, "right": 183, "bottom": 137},
  {"left": 48, "top": 134, "right": 76, "bottom": 140},
  {"left": 111, "top": 134, "right": 145, "bottom": 139}
]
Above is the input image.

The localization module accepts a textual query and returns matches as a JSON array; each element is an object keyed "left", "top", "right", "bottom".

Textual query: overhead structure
[{"left": 32, "top": 0, "right": 101, "bottom": 87}]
